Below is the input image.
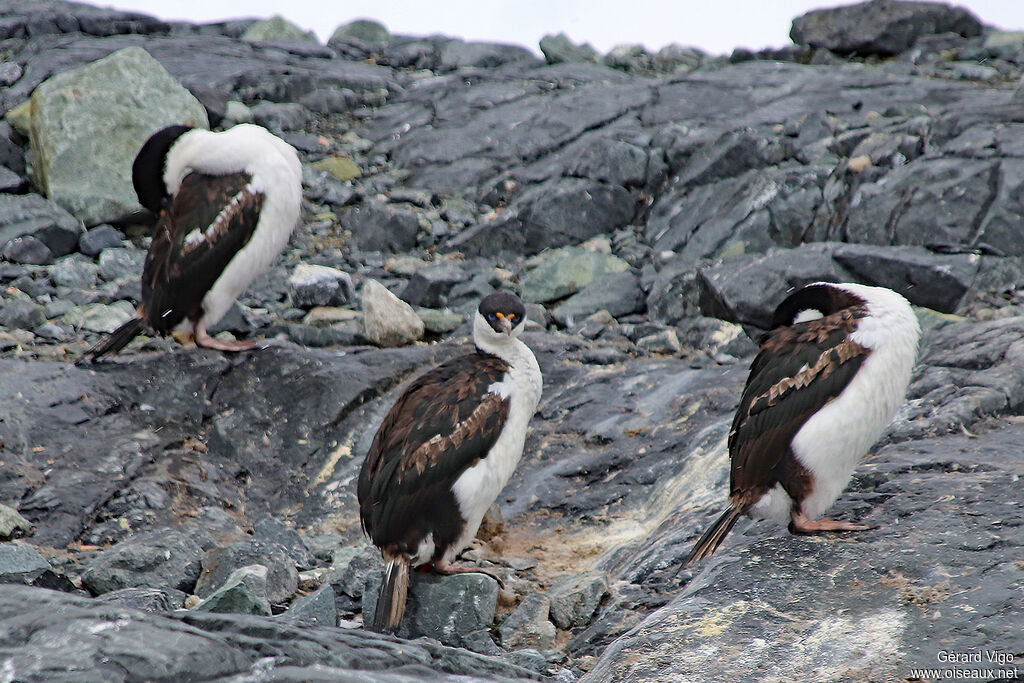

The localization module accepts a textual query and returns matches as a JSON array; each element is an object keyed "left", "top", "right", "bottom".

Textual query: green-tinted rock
[
  {"left": 222, "top": 101, "right": 254, "bottom": 125},
  {"left": 984, "top": 31, "right": 1024, "bottom": 50},
  {"left": 363, "top": 572, "right": 499, "bottom": 648},
  {"left": 30, "top": 46, "right": 208, "bottom": 226},
  {"left": 193, "top": 565, "right": 272, "bottom": 616},
  {"left": 539, "top": 33, "right": 600, "bottom": 65},
  {"left": 312, "top": 156, "right": 361, "bottom": 182},
  {"left": 241, "top": 15, "right": 317, "bottom": 43},
  {"left": 915, "top": 307, "right": 966, "bottom": 332},
  {"left": 521, "top": 246, "right": 630, "bottom": 303},
  {"left": 0, "top": 504, "right": 35, "bottom": 541},
  {"left": 417, "top": 308, "right": 464, "bottom": 334},
  {"left": 547, "top": 571, "right": 609, "bottom": 629},
  {"left": 63, "top": 301, "right": 135, "bottom": 333},
  {"left": 330, "top": 19, "right": 391, "bottom": 44},
  {"left": 302, "top": 307, "right": 359, "bottom": 329},
  {"left": 4, "top": 100, "right": 31, "bottom": 136}
]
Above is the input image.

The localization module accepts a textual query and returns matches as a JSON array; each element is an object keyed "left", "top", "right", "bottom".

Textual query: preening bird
[
  {"left": 686, "top": 282, "right": 920, "bottom": 564},
  {"left": 81, "top": 123, "right": 302, "bottom": 361},
  {"left": 357, "top": 291, "right": 543, "bottom": 633}
]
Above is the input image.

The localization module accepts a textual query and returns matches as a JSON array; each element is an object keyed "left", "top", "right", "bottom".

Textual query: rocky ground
[{"left": 1, "top": 1, "right": 1024, "bottom": 681}]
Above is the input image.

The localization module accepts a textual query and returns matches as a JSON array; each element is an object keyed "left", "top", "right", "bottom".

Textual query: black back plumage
[{"left": 358, "top": 351, "right": 511, "bottom": 561}]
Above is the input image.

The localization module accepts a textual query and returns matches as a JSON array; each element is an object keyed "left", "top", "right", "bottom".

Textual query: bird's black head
[
  {"left": 132, "top": 125, "right": 194, "bottom": 212},
  {"left": 478, "top": 291, "right": 526, "bottom": 335},
  {"left": 770, "top": 283, "right": 866, "bottom": 329}
]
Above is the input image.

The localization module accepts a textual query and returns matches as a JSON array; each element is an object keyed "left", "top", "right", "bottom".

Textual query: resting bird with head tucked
[
  {"left": 81, "top": 123, "right": 302, "bottom": 362},
  {"left": 686, "top": 282, "right": 920, "bottom": 564},
  {"left": 358, "top": 291, "right": 543, "bottom": 633}
]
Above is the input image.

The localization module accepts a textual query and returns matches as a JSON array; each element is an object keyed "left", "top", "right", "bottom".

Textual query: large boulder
[
  {"left": 29, "top": 46, "right": 208, "bottom": 225},
  {"left": 790, "top": 0, "right": 983, "bottom": 56}
]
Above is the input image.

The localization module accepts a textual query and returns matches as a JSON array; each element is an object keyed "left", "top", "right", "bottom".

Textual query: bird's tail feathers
[
  {"left": 78, "top": 317, "right": 146, "bottom": 365},
  {"left": 370, "top": 555, "right": 410, "bottom": 633},
  {"left": 685, "top": 506, "right": 744, "bottom": 565}
]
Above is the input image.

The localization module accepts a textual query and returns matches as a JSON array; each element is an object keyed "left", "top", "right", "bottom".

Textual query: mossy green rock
[
  {"left": 242, "top": 16, "right": 317, "bottom": 44},
  {"left": 521, "top": 246, "right": 630, "bottom": 303},
  {"left": 330, "top": 19, "right": 390, "bottom": 44},
  {"left": 29, "top": 46, "right": 208, "bottom": 226},
  {"left": 312, "top": 156, "right": 361, "bottom": 181}
]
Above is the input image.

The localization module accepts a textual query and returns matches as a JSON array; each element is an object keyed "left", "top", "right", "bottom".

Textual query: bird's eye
[
  {"left": 511, "top": 314, "right": 522, "bottom": 325},
  {"left": 486, "top": 312, "right": 497, "bottom": 321}
]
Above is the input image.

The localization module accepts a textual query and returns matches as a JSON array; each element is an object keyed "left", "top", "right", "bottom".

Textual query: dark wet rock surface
[{"left": 2, "top": 0, "right": 1024, "bottom": 680}]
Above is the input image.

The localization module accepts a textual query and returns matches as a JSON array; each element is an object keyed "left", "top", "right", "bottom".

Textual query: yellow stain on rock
[{"left": 308, "top": 440, "right": 352, "bottom": 491}]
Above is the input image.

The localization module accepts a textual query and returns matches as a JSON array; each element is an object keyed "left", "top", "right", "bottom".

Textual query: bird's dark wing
[
  {"left": 358, "top": 351, "right": 511, "bottom": 557},
  {"left": 729, "top": 315, "right": 870, "bottom": 506},
  {"left": 141, "top": 172, "right": 264, "bottom": 333}
]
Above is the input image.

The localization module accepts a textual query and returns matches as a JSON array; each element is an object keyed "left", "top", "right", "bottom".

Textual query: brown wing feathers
[
  {"left": 358, "top": 352, "right": 510, "bottom": 559},
  {"left": 143, "top": 172, "right": 264, "bottom": 333},
  {"left": 729, "top": 312, "right": 870, "bottom": 507}
]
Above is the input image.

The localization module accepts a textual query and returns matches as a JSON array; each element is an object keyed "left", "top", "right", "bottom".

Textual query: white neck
[{"left": 472, "top": 311, "right": 532, "bottom": 367}]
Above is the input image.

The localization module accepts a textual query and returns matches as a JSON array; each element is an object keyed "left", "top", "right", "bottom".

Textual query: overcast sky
[{"left": 103, "top": 1, "right": 1024, "bottom": 55}]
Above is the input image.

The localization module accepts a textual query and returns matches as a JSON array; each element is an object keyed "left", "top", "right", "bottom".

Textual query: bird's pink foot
[
  {"left": 789, "top": 511, "right": 873, "bottom": 534},
  {"left": 194, "top": 324, "right": 256, "bottom": 352}
]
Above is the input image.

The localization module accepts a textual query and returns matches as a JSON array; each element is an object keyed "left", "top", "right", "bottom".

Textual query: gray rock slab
[
  {"left": 0, "top": 193, "right": 83, "bottom": 258},
  {"left": 539, "top": 33, "right": 600, "bottom": 64},
  {"left": 585, "top": 421, "right": 1024, "bottom": 681},
  {"left": 81, "top": 528, "right": 203, "bottom": 595},
  {"left": 194, "top": 564, "right": 273, "bottom": 616},
  {"left": 344, "top": 200, "right": 421, "bottom": 253},
  {"left": 196, "top": 540, "right": 299, "bottom": 604},
  {"left": 278, "top": 584, "right": 337, "bottom": 627},
  {"left": 62, "top": 301, "right": 135, "bottom": 333},
  {"left": 551, "top": 271, "right": 645, "bottom": 327},
  {"left": 97, "top": 247, "right": 144, "bottom": 282},
  {"left": 241, "top": 16, "right": 317, "bottom": 44},
  {"left": 498, "top": 593, "right": 556, "bottom": 650},
  {"left": 328, "top": 541, "right": 382, "bottom": 600},
  {"left": 51, "top": 254, "right": 99, "bottom": 289},
  {"left": 0, "top": 582, "right": 541, "bottom": 680},
  {"left": 399, "top": 262, "right": 470, "bottom": 308},
  {"left": 95, "top": 586, "right": 187, "bottom": 612},
  {"left": 78, "top": 224, "right": 124, "bottom": 256},
  {"left": 363, "top": 571, "right": 500, "bottom": 648},
  {"left": 1, "top": 236, "right": 54, "bottom": 265},
  {"left": 449, "top": 179, "right": 636, "bottom": 258},
  {"left": 791, "top": 0, "right": 983, "bottom": 56},
  {"left": 546, "top": 572, "right": 609, "bottom": 630},
  {"left": 0, "top": 541, "right": 50, "bottom": 584},
  {"left": 287, "top": 263, "right": 355, "bottom": 309},
  {"left": 252, "top": 515, "right": 317, "bottom": 571},
  {"left": 0, "top": 296, "right": 46, "bottom": 331}
]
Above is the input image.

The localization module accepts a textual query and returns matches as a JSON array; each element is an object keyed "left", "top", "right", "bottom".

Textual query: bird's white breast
[
  {"left": 752, "top": 284, "right": 920, "bottom": 523},
  {"left": 447, "top": 339, "right": 542, "bottom": 563},
  {"left": 792, "top": 294, "right": 920, "bottom": 519}
]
